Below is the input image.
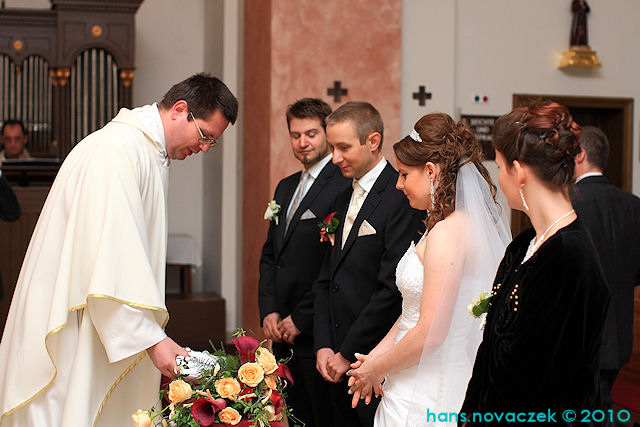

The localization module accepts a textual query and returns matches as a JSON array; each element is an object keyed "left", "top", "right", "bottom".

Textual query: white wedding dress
[
  {"left": 374, "top": 162, "right": 511, "bottom": 427},
  {"left": 374, "top": 238, "right": 432, "bottom": 426}
]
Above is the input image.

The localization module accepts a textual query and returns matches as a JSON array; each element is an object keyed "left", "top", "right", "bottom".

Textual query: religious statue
[
  {"left": 570, "top": 0, "right": 590, "bottom": 46},
  {"left": 558, "top": 0, "right": 600, "bottom": 68}
]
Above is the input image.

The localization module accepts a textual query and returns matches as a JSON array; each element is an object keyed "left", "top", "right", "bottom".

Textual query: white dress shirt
[{"left": 286, "top": 153, "right": 333, "bottom": 219}]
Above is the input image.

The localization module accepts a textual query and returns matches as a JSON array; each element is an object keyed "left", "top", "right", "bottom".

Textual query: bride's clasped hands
[{"left": 347, "top": 353, "right": 386, "bottom": 408}]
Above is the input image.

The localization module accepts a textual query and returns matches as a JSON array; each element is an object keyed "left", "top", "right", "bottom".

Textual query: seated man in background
[{"left": 1, "top": 119, "right": 34, "bottom": 161}]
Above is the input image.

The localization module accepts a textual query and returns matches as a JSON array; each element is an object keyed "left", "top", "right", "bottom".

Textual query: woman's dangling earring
[
  {"left": 519, "top": 184, "right": 529, "bottom": 211},
  {"left": 430, "top": 177, "right": 435, "bottom": 209}
]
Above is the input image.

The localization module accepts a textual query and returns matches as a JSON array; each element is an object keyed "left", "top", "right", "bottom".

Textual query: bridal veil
[{"left": 405, "top": 161, "right": 511, "bottom": 426}]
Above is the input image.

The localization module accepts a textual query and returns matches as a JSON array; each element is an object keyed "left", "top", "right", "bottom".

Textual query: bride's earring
[
  {"left": 519, "top": 184, "right": 529, "bottom": 211},
  {"left": 430, "top": 177, "right": 435, "bottom": 208}
]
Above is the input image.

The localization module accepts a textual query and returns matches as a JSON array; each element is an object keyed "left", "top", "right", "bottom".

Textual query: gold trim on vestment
[
  {"left": 0, "top": 295, "right": 168, "bottom": 426},
  {"left": 90, "top": 294, "right": 169, "bottom": 426},
  {"left": 93, "top": 352, "right": 146, "bottom": 427},
  {"left": 0, "top": 307, "right": 80, "bottom": 424}
]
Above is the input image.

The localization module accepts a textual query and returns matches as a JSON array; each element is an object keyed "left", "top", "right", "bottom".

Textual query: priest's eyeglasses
[{"left": 189, "top": 111, "right": 219, "bottom": 148}]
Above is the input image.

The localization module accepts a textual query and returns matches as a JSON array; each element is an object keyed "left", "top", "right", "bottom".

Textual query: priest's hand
[
  {"left": 278, "top": 315, "right": 301, "bottom": 345},
  {"left": 147, "top": 337, "right": 189, "bottom": 378},
  {"left": 263, "top": 312, "right": 282, "bottom": 342}
]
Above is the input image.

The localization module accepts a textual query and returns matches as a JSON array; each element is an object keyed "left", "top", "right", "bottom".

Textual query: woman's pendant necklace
[{"left": 522, "top": 209, "right": 575, "bottom": 264}]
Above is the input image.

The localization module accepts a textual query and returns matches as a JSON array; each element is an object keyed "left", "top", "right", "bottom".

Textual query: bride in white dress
[{"left": 347, "top": 113, "right": 511, "bottom": 426}]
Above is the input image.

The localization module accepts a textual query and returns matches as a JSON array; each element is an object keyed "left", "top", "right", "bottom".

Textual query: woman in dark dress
[{"left": 460, "top": 102, "right": 610, "bottom": 426}]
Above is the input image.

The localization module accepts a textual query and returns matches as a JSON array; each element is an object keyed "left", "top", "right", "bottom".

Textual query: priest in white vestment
[{"left": 0, "top": 73, "right": 238, "bottom": 427}]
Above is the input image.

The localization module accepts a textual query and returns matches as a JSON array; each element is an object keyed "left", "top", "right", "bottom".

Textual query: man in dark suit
[
  {"left": 572, "top": 126, "right": 640, "bottom": 424},
  {"left": 0, "top": 170, "right": 21, "bottom": 299},
  {"left": 258, "top": 98, "right": 351, "bottom": 427},
  {"left": 313, "top": 101, "right": 424, "bottom": 426}
]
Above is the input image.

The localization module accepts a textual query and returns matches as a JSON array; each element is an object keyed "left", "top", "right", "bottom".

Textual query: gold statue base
[{"left": 558, "top": 45, "right": 602, "bottom": 68}]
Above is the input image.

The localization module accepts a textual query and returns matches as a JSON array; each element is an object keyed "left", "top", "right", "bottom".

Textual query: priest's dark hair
[
  {"left": 493, "top": 101, "right": 582, "bottom": 193},
  {"left": 285, "top": 98, "right": 332, "bottom": 131},
  {"left": 579, "top": 126, "right": 609, "bottom": 172},
  {"left": 159, "top": 73, "right": 238, "bottom": 124}
]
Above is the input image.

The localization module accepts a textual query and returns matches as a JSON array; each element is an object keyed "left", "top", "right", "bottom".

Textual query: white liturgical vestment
[{"left": 0, "top": 106, "right": 171, "bottom": 426}]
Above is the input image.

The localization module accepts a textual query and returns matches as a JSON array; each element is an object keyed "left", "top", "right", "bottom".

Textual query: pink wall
[
  {"left": 243, "top": 0, "right": 272, "bottom": 333},
  {"left": 243, "top": 0, "right": 402, "bottom": 334}
]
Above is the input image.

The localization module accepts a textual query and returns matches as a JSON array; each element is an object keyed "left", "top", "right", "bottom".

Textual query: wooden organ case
[{"left": 0, "top": 0, "right": 143, "bottom": 159}]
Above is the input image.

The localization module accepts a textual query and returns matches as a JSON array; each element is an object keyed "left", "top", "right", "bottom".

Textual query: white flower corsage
[
  {"left": 467, "top": 290, "right": 494, "bottom": 330},
  {"left": 264, "top": 200, "right": 281, "bottom": 225}
]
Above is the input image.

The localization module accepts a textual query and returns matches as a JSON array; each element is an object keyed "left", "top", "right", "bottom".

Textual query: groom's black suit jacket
[
  {"left": 313, "top": 162, "right": 425, "bottom": 363},
  {"left": 258, "top": 161, "right": 351, "bottom": 357},
  {"left": 571, "top": 175, "right": 640, "bottom": 370}
]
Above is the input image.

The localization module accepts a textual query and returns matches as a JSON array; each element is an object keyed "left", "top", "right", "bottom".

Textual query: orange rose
[
  {"left": 264, "top": 374, "right": 278, "bottom": 390},
  {"left": 218, "top": 407, "right": 242, "bottom": 425},
  {"left": 255, "top": 347, "right": 278, "bottom": 374},
  {"left": 168, "top": 379, "right": 192, "bottom": 404},
  {"left": 131, "top": 409, "right": 153, "bottom": 427},
  {"left": 215, "top": 377, "right": 242, "bottom": 400},
  {"left": 237, "top": 362, "right": 265, "bottom": 387}
]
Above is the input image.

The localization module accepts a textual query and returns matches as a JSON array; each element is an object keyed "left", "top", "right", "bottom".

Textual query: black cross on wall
[
  {"left": 327, "top": 81, "right": 348, "bottom": 103},
  {"left": 412, "top": 85, "right": 432, "bottom": 106}
]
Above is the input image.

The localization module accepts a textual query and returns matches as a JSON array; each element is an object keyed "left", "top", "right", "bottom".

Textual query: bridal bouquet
[{"left": 132, "top": 329, "right": 297, "bottom": 427}]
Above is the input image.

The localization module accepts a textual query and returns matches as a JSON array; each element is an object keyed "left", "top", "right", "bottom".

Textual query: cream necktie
[
  {"left": 285, "top": 172, "right": 309, "bottom": 232},
  {"left": 342, "top": 181, "right": 366, "bottom": 248}
]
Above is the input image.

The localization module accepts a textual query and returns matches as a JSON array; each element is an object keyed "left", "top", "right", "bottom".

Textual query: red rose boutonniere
[{"left": 318, "top": 212, "right": 339, "bottom": 246}]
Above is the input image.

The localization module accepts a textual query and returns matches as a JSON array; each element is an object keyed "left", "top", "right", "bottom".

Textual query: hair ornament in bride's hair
[{"left": 409, "top": 129, "right": 422, "bottom": 142}]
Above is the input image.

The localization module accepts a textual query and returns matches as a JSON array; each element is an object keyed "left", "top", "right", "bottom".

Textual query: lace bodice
[{"left": 394, "top": 239, "right": 424, "bottom": 341}]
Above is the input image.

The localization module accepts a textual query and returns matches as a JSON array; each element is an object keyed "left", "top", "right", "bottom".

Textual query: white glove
[{"left": 175, "top": 348, "right": 220, "bottom": 379}]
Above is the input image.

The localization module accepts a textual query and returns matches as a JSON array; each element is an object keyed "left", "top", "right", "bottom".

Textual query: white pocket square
[
  {"left": 358, "top": 220, "right": 376, "bottom": 237},
  {"left": 300, "top": 209, "right": 316, "bottom": 220}
]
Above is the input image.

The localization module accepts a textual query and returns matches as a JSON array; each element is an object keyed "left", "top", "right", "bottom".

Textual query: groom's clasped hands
[{"left": 316, "top": 348, "right": 351, "bottom": 383}]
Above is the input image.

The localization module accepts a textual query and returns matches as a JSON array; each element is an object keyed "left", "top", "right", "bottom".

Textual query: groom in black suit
[
  {"left": 313, "top": 101, "right": 424, "bottom": 427},
  {"left": 258, "top": 98, "right": 351, "bottom": 427},
  {"left": 571, "top": 126, "right": 640, "bottom": 424}
]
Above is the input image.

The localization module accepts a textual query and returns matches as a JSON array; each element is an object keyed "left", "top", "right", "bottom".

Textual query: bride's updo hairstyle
[
  {"left": 394, "top": 112, "right": 496, "bottom": 231},
  {"left": 493, "top": 101, "right": 581, "bottom": 194}
]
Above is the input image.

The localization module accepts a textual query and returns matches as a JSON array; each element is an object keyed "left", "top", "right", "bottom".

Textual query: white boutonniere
[{"left": 264, "top": 200, "right": 281, "bottom": 225}]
